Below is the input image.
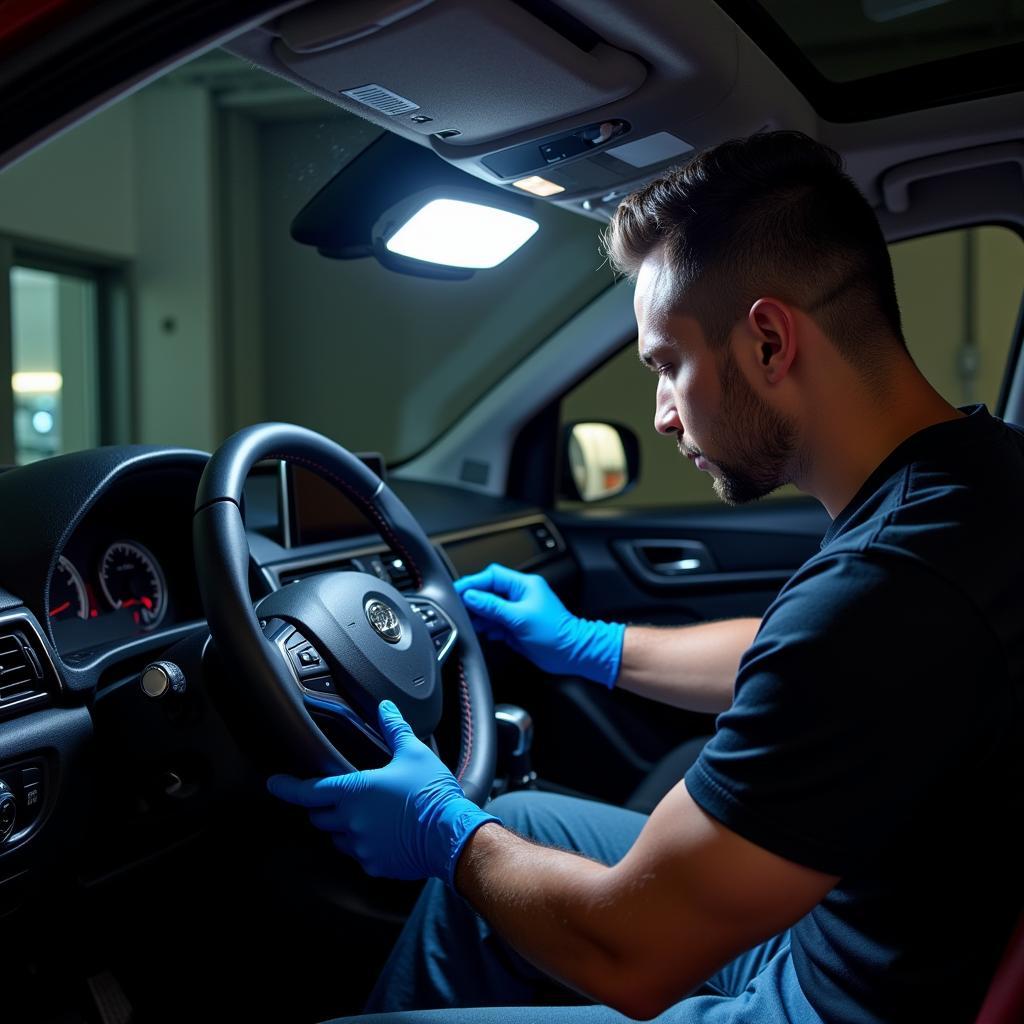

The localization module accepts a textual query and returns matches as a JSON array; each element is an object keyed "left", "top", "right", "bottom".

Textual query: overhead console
[
  {"left": 272, "top": 0, "right": 646, "bottom": 146},
  {"left": 225, "top": 0, "right": 811, "bottom": 221}
]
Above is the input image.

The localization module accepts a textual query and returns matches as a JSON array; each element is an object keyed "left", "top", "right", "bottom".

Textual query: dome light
[{"left": 385, "top": 198, "right": 538, "bottom": 269}]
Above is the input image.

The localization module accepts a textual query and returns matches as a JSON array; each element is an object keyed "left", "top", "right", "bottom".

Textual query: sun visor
[{"left": 272, "top": 0, "right": 647, "bottom": 147}]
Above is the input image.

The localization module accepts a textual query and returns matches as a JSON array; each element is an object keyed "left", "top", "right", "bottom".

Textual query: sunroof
[
  {"left": 719, "top": 0, "right": 1024, "bottom": 119},
  {"left": 756, "top": 0, "right": 1024, "bottom": 83}
]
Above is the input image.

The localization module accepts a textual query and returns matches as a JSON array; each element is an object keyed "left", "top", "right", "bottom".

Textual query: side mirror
[{"left": 559, "top": 421, "right": 639, "bottom": 502}]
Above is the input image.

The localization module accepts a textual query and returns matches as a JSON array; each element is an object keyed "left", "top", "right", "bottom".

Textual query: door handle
[
  {"left": 649, "top": 555, "right": 705, "bottom": 574},
  {"left": 616, "top": 539, "right": 718, "bottom": 579}
]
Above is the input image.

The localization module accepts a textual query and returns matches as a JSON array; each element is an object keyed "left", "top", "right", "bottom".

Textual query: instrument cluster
[
  {"left": 47, "top": 464, "right": 205, "bottom": 655},
  {"left": 51, "top": 541, "right": 168, "bottom": 631}
]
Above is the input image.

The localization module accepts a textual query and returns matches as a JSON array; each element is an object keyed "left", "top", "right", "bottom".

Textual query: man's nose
[{"left": 655, "top": 394, "right": 682, "bottom": 435}]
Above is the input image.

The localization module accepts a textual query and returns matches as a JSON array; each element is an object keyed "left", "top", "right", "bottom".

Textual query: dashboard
[{"left": 0, "top": 444, "right": 568, "bottom": 907}]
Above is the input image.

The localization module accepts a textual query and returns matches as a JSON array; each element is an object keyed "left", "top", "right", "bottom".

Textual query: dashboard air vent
[{"left": 0, "top": 631, "right": 48, "bottom": 715}]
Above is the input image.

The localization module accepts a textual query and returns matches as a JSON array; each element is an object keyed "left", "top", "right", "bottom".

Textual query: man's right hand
[{"left": 454, "top": 563, "right": 625, "bottom": 688}]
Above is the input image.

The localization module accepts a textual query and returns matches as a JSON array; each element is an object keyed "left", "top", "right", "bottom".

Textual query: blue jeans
[{"left": 324, "top": 791, "right": 822, "bottom": 1023}]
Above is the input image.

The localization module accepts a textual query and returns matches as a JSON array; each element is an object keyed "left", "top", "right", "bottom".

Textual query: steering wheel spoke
[{"left": 301, "top": 690, "right": 391, "bottom": 757}]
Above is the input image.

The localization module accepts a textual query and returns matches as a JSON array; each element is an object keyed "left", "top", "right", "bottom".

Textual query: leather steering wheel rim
[{"left": 192, "top": 422, "right": 496, "bottom": 806}]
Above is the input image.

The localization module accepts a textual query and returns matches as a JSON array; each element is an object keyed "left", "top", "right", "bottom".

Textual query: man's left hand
[{"left": 267, "top": 699, "right": 500, "bottom": 885}]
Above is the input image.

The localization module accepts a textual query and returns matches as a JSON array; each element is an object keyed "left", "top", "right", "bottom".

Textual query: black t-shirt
[{"left": 685, "top": 404, "right": 1024, "bottom": 1024}]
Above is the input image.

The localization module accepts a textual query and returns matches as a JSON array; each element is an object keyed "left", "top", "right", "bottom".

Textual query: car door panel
[{"left": 511, "top": 498, "right": 828, "bottom": 803}]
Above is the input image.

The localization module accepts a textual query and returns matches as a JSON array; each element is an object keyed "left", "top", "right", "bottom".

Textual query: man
[{"left": 270, "top": 131, "right": 1024, "bottom": 1022}]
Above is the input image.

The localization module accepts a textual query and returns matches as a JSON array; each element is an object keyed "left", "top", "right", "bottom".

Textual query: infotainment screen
[
  {"left": 242, "top": 461, "right": 287, "bottom": 544},
  {"left": 242, "top": 455, "right": 386, "bottom": 547},
  {"left": 287, "top": 453, "right": 386, "bottom": 547}
]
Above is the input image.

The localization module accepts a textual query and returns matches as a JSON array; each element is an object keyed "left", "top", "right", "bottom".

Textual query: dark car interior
[{"left": 1, "top": 1, "right": 1024, "bottom": 1022}]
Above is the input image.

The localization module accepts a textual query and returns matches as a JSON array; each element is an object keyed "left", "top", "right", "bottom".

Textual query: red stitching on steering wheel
[
  {"left": 455, "top": 660, "right": 473, "bottom": 784},
  {"left": 268, "top": 452, "right": 424, "bottom": 590}
]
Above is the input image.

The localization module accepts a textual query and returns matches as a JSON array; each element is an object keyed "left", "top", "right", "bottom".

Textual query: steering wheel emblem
[{"left": 365, "top": 599, "right": 402, "bottom": 643}]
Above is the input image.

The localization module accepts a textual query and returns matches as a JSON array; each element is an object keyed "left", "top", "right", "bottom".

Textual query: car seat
[
  {"left": 974, "top": 909, "right": 1024, "bottom": 1024},
  {"left": 625, "top": 734, "right": 708, "bottom": 813}
]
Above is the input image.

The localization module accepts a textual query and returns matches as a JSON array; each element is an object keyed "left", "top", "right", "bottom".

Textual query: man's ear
[{"left": 746, "top": 298, "right": 797, "bottom": 383}]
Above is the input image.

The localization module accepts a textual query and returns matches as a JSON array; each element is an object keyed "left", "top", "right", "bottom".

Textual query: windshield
[{"left": 0, "top": 50, "right": 613, "bottom": 465}]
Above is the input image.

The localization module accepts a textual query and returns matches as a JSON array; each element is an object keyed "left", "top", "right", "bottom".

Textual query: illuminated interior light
[
  {"left": 513, "top": 175, "right": 565, "bottom": 197},
  {"left": 386, "top": 198, "right": 539, "bottom": 269},
  {"left": 12, "top": 371, "right": 63, "bottom": 394}
]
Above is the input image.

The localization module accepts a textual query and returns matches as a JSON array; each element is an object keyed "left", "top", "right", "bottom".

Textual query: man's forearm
[
  {"left": 615, "top": 618, "right": 760, "bottom": 714},
  {"left": 454, "top": 823, "right": 653, "bottom": 1017}
]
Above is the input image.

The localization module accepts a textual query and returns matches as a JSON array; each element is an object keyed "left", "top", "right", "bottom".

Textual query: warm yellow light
[
  {"left": 12, "top": 371, "right": 63, "bottom": 394},
  {"left": 513, "top": 175, "right": 565, "bottom": 197}
]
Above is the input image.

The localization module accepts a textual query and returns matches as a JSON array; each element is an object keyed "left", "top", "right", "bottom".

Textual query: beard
[{"left": 682, "top": 348, "right": 800, "bottom": 505}]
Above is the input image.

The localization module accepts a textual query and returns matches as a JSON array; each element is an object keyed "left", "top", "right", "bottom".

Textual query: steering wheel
[{"left": 192, "top": 423, "right": 496, "bottom": 806}]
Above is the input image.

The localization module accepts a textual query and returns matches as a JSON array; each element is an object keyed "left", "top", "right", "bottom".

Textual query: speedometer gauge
[
  {"left": 99, "top": 541, "right": 167, "bottom": 629},
  {"left": 50, "top": 556, "right": 89, "bottom": 621}
]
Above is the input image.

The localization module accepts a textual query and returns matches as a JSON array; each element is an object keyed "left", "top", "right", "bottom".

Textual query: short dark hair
[{"left": 604, "top": 131, "right": 905, "bottom": 369}]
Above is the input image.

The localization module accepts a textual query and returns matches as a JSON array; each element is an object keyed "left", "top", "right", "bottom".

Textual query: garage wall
[
  {"left": 132, "top": 83, "right": 220, "bottom": 452},
  {"left": 0, "top": 102, "right": 137, "bottom": 258},
  {"left": 0, "top": 85, "right": 225, "bottom": 454}
]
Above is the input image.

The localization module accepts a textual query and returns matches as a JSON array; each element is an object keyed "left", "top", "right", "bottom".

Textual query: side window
[
  {"left": 8, "top": 264, "right": 102, "bottom": 465},
  {"left": 890, "top": 226, "right": 1023, "bottom": 409},
  {"left": 559, "top": 225, "right": 1024, "bottom": 508}
]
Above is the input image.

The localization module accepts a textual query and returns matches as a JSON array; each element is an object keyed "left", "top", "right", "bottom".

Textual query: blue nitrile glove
[
  {"left": 267, "top": 700, "right": 500, "bottom": 886},
  {"left": 454, "top": 563, "right": 625, "bottom": 688}
]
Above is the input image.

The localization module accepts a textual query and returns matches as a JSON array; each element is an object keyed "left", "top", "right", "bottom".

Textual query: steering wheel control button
[
  {"left": 281, "top": 629, "right": 328, "bottom": 680},
  {"left": 365, "top": 598, "right": 403, "bottom": 643},
  {"left": 410, "top": 600, "right": 457, "bottom": 661},
  {"left": 141, "top": 661, "right": 186, "bottom": 698}
]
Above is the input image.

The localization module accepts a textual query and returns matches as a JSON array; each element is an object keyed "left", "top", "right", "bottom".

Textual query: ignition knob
[
  {"left": 141, "top": 660, "right": 186, "bottom": 699},
  {"left": 0, "top": 779, "right": 17, "bottom": 843}
]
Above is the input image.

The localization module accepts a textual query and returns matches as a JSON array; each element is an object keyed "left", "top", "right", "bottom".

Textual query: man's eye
[{"left": 657, "top": 364, "right": 674, "bottom": 377}]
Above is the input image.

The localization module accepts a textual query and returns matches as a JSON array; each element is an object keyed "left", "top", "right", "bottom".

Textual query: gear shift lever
[{"left": 494, "top": 704, "right": 536, "bottom": 792}]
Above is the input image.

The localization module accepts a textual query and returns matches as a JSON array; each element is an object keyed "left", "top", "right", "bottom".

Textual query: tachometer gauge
[
  {"left": 99, "top": 541, "right": 167, "bottom": 629},
  {"left": 50, "top": 556, "right": 89, "bottom": 621}
]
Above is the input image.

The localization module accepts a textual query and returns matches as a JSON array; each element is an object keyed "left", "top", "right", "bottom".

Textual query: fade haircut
[{"left": 604, "top": 131, "right": 905, "bottom": 372}]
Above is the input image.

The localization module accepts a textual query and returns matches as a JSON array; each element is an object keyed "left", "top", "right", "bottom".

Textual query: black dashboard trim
[
  {"left": 265, "top": 513, "right": 565, "bottom": 586},
  {"left": 63, "top": 620, "right": 209, "bottom": 678}
]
